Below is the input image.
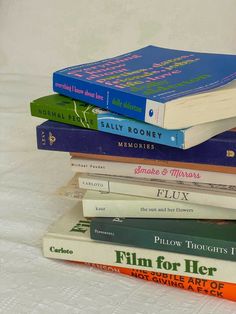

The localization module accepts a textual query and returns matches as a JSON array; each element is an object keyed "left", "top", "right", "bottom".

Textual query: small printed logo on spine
[
  {"left": 49, "top": 132, "right": 56, "bottom": 146},
  {"left": 226, "top": 150, "right": 235, "bottom": 158},
  {"left": 149, "top": 109, "right": 154, "bottom": 117}
]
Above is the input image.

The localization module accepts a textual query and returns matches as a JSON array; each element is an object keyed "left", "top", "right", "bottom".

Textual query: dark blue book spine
[{"left": 36, "top": 121, "right": 236, "bottom": 167}]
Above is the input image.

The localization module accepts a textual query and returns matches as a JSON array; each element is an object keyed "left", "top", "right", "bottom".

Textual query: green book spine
[
  {"left": 90, "top": 218, "right": 236, "bottom": 262},
  {"left": 31, "top": 94, "right": 98, "bottom": 129}
]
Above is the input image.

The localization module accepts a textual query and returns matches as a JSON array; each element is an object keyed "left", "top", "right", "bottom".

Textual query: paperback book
[
  {"left": 36, "top": 120, "right": 236, "bottom": 169},
  {"left": 82, "top": 189, "right": 236, "bottom": 220},
  {"left": 78, "top": 173, "right": 236, "bottom": 209},
  {"left": 71, "top": 157, "right": 236, "bottom": 185},
  {"left": 31, "top": 94, "right": 236, "bottom": 149},
  {"left": 55, "top": 174, "right": 236, "bottom": 220},
  {"left": 53, "top": 45, "right": 236, "bottom": 129},
  {"left": 70, "top": 152, "right": 236, "bottom": 175},
  {"left": 43, "top": 203, "right": 236, "bottom": 283},
  {"left": 90, "top": 216, "right": 236, "bottom": 261},
  {"left": 79, "top": 262, "right": 236, "bottom": 302}
]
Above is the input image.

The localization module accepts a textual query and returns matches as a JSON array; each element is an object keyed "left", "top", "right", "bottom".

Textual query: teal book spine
[
  {"left": 31, "top": 94, "right": 185, "bottom": 148},
  {"left": 90, "top": 218, "right": 236, "bottom": 261}
]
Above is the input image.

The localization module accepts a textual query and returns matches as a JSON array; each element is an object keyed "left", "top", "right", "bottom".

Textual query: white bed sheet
[{"left": 0, "top": 75, "right": 235, "bottom": 314}]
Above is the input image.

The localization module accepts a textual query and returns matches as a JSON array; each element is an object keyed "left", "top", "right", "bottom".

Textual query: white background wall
[{"left": 0, "top": 0, "right": 236, "bottom": 76}]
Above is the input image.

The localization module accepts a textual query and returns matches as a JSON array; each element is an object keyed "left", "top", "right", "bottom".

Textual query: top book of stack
[{"left": 53, "top": 45, "right": 236, "bottom": 129}]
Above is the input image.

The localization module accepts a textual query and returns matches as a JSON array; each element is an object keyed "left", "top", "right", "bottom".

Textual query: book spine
[
  {"left": 36, "top": 124, "right": 92, "bottom": 152},
  {"left": 53, "top": 73, "right": 165, "bottom": 127},
  {"left": 78, "top": 175, "right": 236, "bottom": 209},
  {"left": 82, "top": 196, "right": 236, "bottom": 220},
  {"left": 31, "top": 96, "right": 184, "bottom": 148},
  {"left": 31, "top": 98, "right": 98, "bottom": 130},
  {"left": 97, "top": 113, "right": 183, "bottom": 148},
  {"left": 71, "top": 157, "right": 236, "bottom": 185},
  {"left": 90, "top": 219, "right": 236, "bottom": 261},
  {"left": 80, "top": 262, "right": 236, "bottom": 302},
  {"left": 70, "top": 152, "right": 236, "bottom": 174},
  {"left": 36, "top": 122, "right": 236, "bottom": 167},
  {"left": 43, "top": 235, "right": 236, "bottom": 283}
]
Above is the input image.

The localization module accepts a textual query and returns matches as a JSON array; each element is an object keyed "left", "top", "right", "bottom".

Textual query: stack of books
[{"left": 31, "top": 46, "right": 236, "bottom": 302}]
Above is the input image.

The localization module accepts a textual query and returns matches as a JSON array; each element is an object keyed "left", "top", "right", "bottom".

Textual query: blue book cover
[
  {"left": 36, "top": 120, "right": 236, "bottom": 167},
  {"left": 53, "top": 45, "right": 236, "bottom": 129}
]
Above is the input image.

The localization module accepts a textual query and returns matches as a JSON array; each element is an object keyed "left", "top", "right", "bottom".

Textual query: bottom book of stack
[{"left": 43, "top": 203, "right": 236, "bottom": 302}]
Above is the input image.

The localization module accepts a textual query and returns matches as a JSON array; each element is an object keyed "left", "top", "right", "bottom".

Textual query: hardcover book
[
  {"left": 78, "top": 173, "right": 236, "bottom": 209},
  {"left": 82, "top": 189, "right": 236, "bottom": 220},
  {"left": 36, "top": 120, "right": 236, "bottom": 168},
  {"left": 43, "top": 203, "right": 236, "bottom": 283},
  {"left": 90, "top": 216, "right": 236, "bottom": 261},
  {"left": 53, "top": 45, "right": 236, "bottom": 129},
  {"left": 70, "top": 157, "right": 236, "bottom": 185},
  {"left": 31, "top": 94, "right": 236, "bottom": 149}
]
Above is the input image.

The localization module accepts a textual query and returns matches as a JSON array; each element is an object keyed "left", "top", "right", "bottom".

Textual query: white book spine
[
  {"left": 82, "top": 195, "right": 236, "bottom": 219},
  {"left": 78, "top": 175, "right": 236, "bottom": 209},
  {"left": 43, "top": 235, "right": 236, "bottom": 284},
  {"left": 71, "top": 157, "right": 236, "bottom": 185}
]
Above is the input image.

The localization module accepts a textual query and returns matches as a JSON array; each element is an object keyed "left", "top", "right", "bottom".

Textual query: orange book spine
[
  {"left": 69, "top": 152, "right": 236, "bottom": 174},
  {"left": 77, "top": 262, "right": 236, "bottom": 302}
]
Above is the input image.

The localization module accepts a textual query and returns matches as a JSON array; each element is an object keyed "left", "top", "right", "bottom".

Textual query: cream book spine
[
  {"left": 82, "top": 190, "right": 236, "bottom": 219},
  {"left": 71, "top": 157, "right": 236, "bottom": 185},
  {"left": 78, "top": 174, "right": 236, "bottom": 209}
]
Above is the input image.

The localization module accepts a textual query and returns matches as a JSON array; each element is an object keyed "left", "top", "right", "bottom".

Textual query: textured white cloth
[{"left": 0, "top": 75, "right": 236, "bottom": 313}]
